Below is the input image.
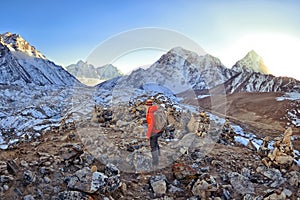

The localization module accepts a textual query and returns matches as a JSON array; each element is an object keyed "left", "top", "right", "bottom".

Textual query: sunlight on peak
[{"left": 221, "top": 33, "right": 300, "bottom": 80}]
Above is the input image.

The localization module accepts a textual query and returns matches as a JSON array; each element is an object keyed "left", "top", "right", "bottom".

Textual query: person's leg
[
  {"left": 157, "top": 132, "right": 161, "bottom": 156},
  {"left": 150, "top": 134, "right": 159, "bottom": 165}
]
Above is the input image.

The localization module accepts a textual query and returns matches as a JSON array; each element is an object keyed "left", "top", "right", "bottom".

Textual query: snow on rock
[
  {"left": 0, "top": 32, "right": 81, "bottom": 86},
  {"left": 97, "top": 47, "right": 235, "bottom": 94}
]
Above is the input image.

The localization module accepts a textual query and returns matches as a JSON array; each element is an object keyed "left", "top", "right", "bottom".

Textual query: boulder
[
  {"left": 192, "top": 175, "right": 219, "bottom": 198},
  {"left": 286, "top": 171, "right": 299, "bottom": 187},
  {"left": 149, "top": 175, "right": 168, "bottom": 196},
  {"left": 23, "top": 170, "right": 36, "bottom": 186},
  {"left": 66, "top": 165, "right": 121, "bottom": 194},
  {"left": 259, "top": 167, "right": 286, "bottom": 188},
  {"left": 57, "top": 191, "right": 93, "bottom": 200},
  {"left": 228, "top": 172, "right": 254, "bottom": 195}
]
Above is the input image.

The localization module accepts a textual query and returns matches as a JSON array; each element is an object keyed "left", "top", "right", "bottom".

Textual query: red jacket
[{"left": 146, "top": 105, "right": 161, "bottom": 138}]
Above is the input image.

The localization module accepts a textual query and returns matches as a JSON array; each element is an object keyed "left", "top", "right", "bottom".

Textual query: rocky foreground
[{"left": 0, "top": 96, "right": 299, "bottom": 200}]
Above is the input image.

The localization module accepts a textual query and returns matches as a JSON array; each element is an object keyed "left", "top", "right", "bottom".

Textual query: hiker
[{"left": 145, "top": 99, "right": 163, "bottom": 166}]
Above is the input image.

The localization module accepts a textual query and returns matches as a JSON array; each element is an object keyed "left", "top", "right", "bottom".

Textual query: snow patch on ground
[
  {"left": 276, "top": 92, "right": 300, "bottom": 101},
  {"left": 197, "top": 95, "right": 210, "bottom": 99}
]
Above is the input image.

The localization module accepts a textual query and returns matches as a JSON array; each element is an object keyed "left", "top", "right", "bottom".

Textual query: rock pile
[
  {"left": 187, "top": 111, "right": 210, "bottom": 137},
  {"left": 1, "top": 92, "right": 299, "bottom": 199},
  {"left": 219, "top": 118, "right": 236, "bottom": 145},
  {"left": 91, "top": 105, "right": 113, "bottom": 125},
  {"left": 261, "top": 127, "right": 296, "bottom": 169},
  {"left": 65, "top": 163, "right": 121, "bottom": 194}
]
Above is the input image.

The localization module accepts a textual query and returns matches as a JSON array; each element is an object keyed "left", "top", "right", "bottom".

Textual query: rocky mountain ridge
[
  {"left": 66, "top": 60, "right": 122, "bottom": 81},
  {"left": 99, "top": 47, "right": 300, "bottom": 95},
  {"left": 0, "top": 32, "right": 80, "bottom": 86}
]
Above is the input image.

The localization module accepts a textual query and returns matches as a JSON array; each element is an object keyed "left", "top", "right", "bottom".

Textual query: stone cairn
[
  {"left": 261, "top": 127, "right": 295, "bottom": 169},
  {"left": 187, "top": 111, "right": 210, "bottom": 137},
  {"left": 91, "top": 105, "right": 113, "bottom": 126},
  {"left": 196, "top": 111, "right": 210, "bottom": 137},
  {"left": 219, "top": 118, "right": 236, "bottom": 145}
]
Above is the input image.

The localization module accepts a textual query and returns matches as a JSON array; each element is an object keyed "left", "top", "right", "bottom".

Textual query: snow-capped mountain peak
[
  {"left": 0, "top": 32, "right": 46, "bottom": 59},
  {"left": 232, "top": 50, "right": 270, "bottom": 74},
  {"left": 102, "top": 46, "right": 235, "bottom": 94},
  {"left": 0, "top": 32, "right": 80, "bottom": 86},
  {"left": 167, "top": 46, "right": 201, "bottom": 59}
]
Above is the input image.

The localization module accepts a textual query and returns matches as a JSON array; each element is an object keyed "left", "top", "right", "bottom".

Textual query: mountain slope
[
  {"left": 99, "top": 46, "right": 300, "bottom": 95},
  {"left": 0, "top": 32, "right": 80, "bottom": 86},
  {"left": 100, "top": 47, "right": 236, "bottom": 94},
  {"left": 222, "top": 72, "right": 300, "bottom": 93},
  {"left": 221, "top": 51, "right": 300, "bottom": 93}
]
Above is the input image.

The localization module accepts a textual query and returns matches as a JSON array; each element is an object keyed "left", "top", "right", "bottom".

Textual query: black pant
[{"left": 150, "top": 132, "right": 162, "bottom": 165}]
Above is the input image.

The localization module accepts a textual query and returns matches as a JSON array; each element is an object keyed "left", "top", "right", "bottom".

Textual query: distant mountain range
[
  {"left": 65, "top": 61, "right": 122, "bottom": 85},
  {"left": 99, "top": 47, "right": 300, "bottom": 94},
  {"left": 0, "top": 31, "right": 299, "bottom": 149},
  {"left": 0, "top": 32, "right": 299, "bottom": 94},
  {"left": 0, "top": 32, "right": 80, "bottom": 86}
]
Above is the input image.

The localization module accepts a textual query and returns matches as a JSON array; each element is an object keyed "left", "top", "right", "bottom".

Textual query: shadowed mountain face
[{"left": 0, "top": 32, "right": 80, "bottom": 86}]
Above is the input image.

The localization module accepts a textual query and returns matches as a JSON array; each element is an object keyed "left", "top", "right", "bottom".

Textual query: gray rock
[
  {"left": 241, "top": 167, "right": 251, "bottom": 179},
  {"left": 91, "top": 171, "right": 108, "bottom": 193},
  {"left": 243, "top": 195, "right": 262, "bottom": 200},
  {"left": 20, "top": 160, "right": 29, "bottom": 168},
  {"left": 36, "top": 189, "right": 44, "bottom": 200},
  {"left": 0, "top": 175, "right": 14, "bottom": 183},
  {"left": 66, "top": 166, "right": 121, "bottom": 194},
  {"left": 187, "top": 196, "right": 199, "bottom": 200},
  {"left": 104, "top": 163, "right": 120, "bottom": 177},
  {"left": 223, "top": 189, "right": 231, "bottom": 200},
  {"left": 66, "top": 167, "right": 107, "bottom": 193},
  {"left": 105, "top": 175, "right": 122, "bottom": 192},
  {"left": 44, "top": 176, "right": 51, "bottom": 184},
  {"left": 150, "top": 175, "right": 167, "bottom": 184},
  {"left": 151, "top": 179, "right": 167, "bottom": 195},
  {"left": 3, "top": 184, "right": 9, "bottom": 191},
  {"left": 57, "top": 191, "right": 92, "bottom": 200},
  {"left": 132, "top": 152, "right": 152, "bottom": 172},
  {"left": 286, "top": 171, "right": 299, "bottom": 187},
  {"left": 260, "top": 167, "right": 286, "bottom": 188},
  {"left": 243, "top": 194, "right": 254, "bottom": 200},
  {"left": 168, "top": 184, "right": 183, "bottom": 193},
  {"left": 228, "top": 172, "right": 254, "bottom": 195},
  {"left": 282, "top": 188, "right": 293, "bottom": 197},
  {"left": 150, "top": 175, "right": 168, "bottom": 195},
  {"left": 79, "top": 152, "right": 95, "bottom": 165},
  {"left": 23, "top": 195, "right": 35, "bottom": 200},
  {"left": 23, "top": 170, "right": 36, "bottom": 185},
  {"left": 0, "top": 161, "right": 7, "bottom": 173}
]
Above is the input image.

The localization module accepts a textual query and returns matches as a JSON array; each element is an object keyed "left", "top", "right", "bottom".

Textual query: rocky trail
[{"left": 0, "top": 95, "right": 300, "bottom": 200}]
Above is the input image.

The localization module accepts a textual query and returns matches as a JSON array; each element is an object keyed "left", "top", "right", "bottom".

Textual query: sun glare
[{"left": 223, "top": 33, "right": 300, "bottom": 80}]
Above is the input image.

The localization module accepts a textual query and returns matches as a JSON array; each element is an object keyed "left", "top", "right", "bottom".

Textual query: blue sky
[{"left": 1, "top": 0, "right": 300, "bottom": 79}]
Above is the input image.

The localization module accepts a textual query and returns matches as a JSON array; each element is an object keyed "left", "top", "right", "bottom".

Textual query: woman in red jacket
[{"left": 146, "top": 99, "right": 162, "bottom": 166}]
